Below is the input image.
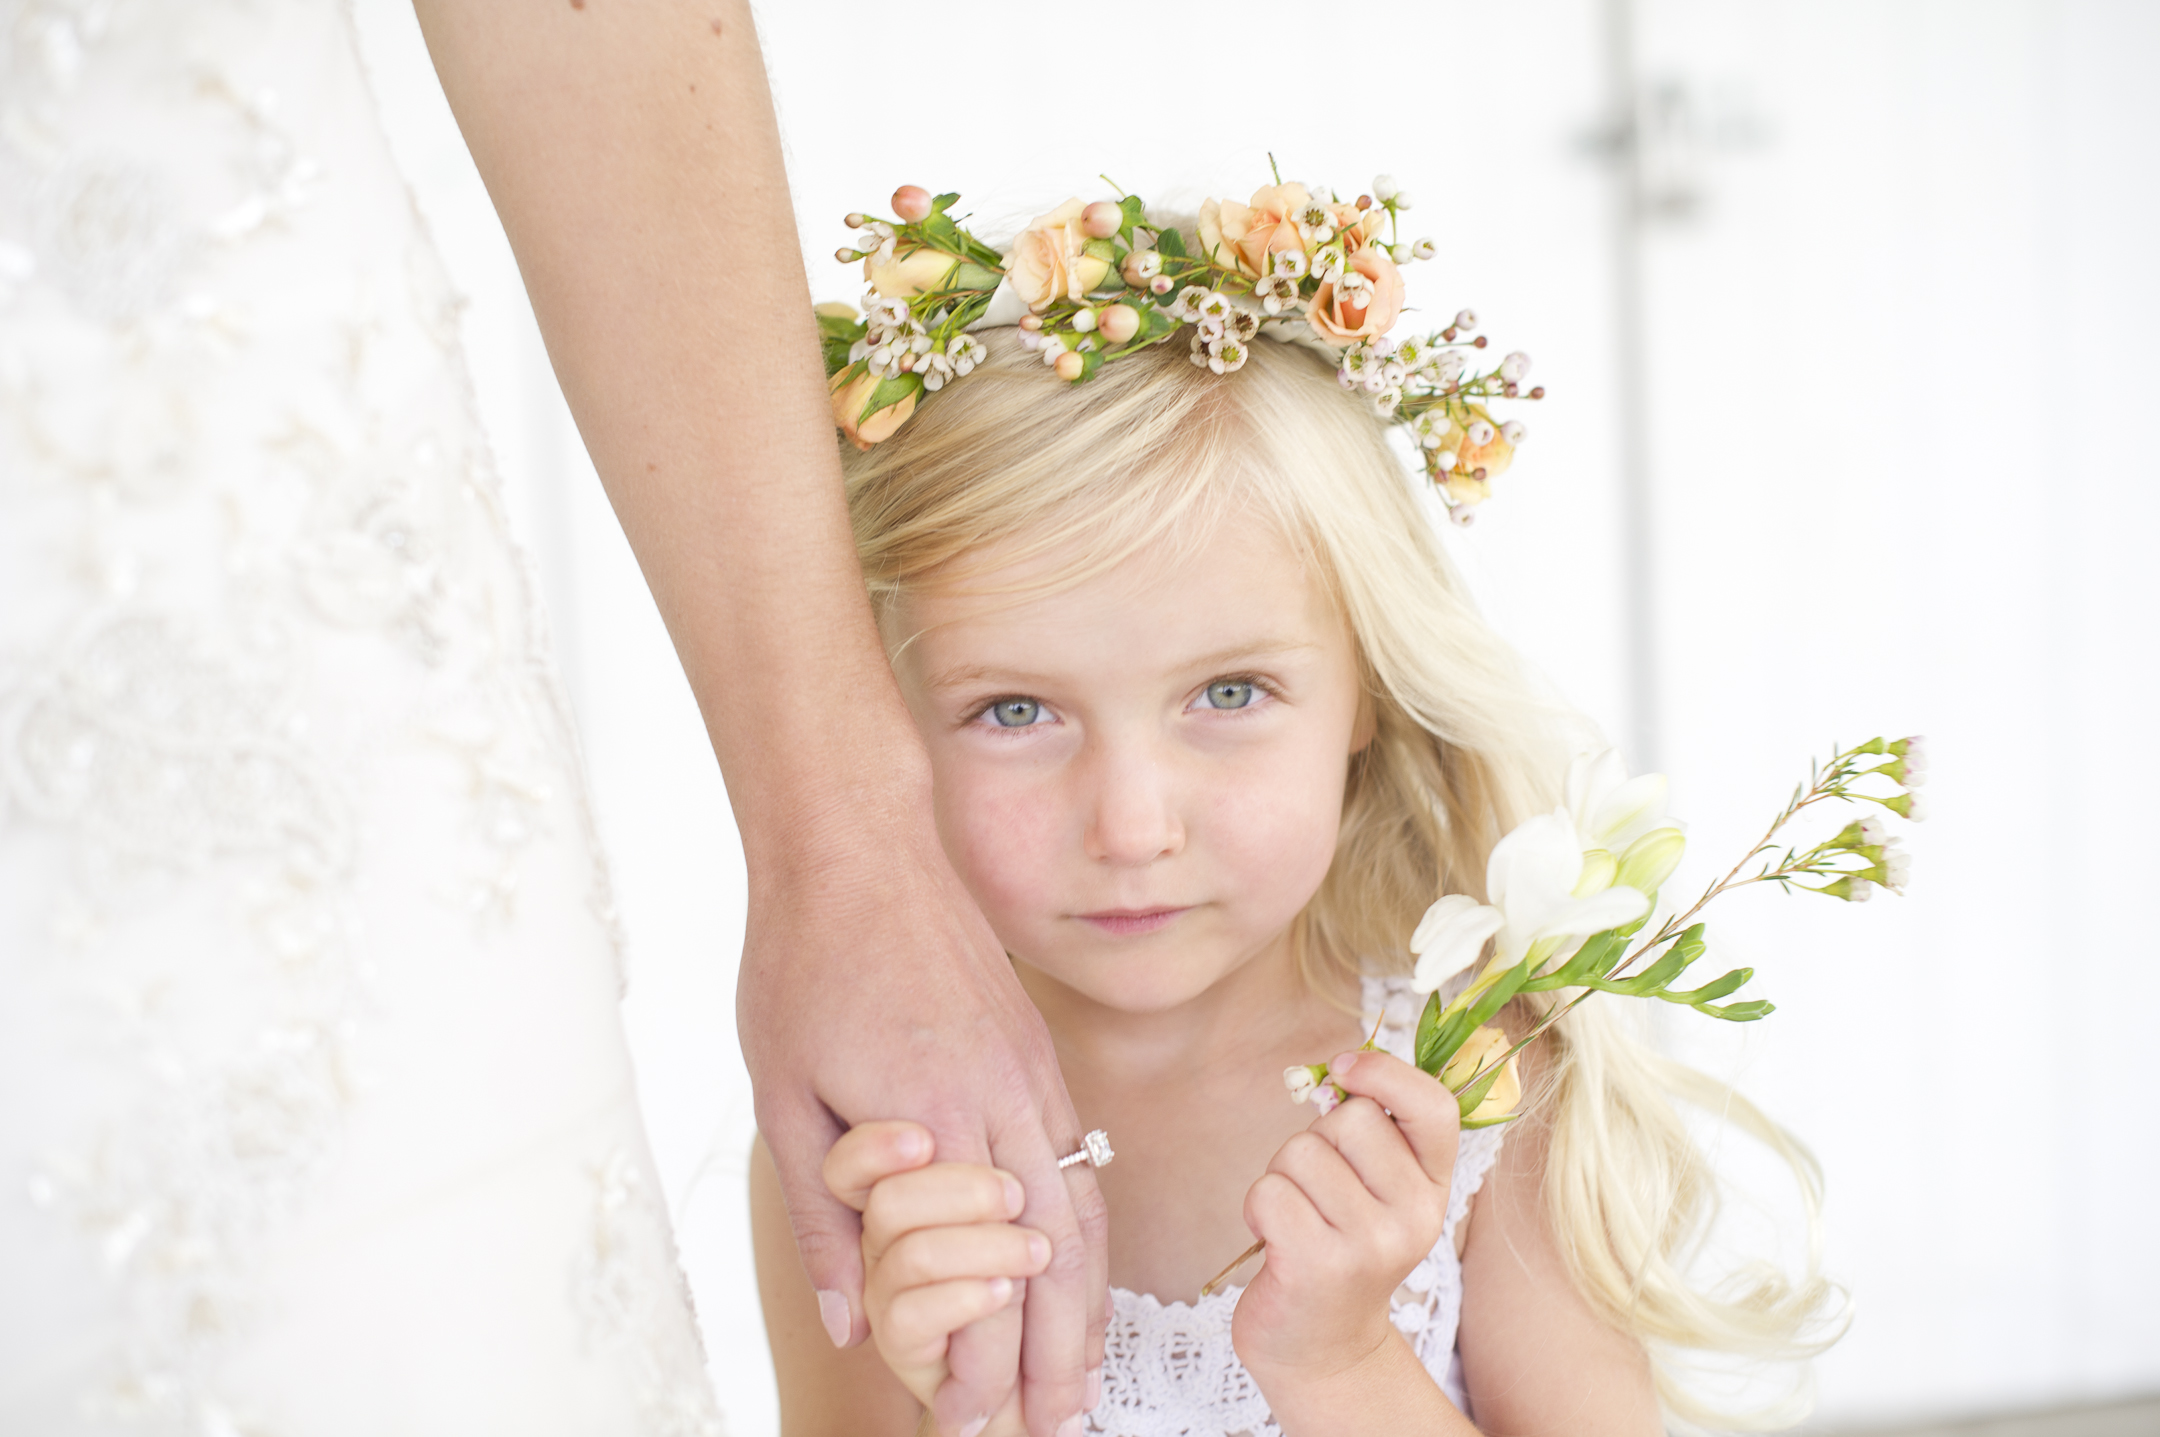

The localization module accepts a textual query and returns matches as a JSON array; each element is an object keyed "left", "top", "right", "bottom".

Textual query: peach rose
[
  {"left": 1005, "top": 199, "right": 1112, "bottom": 312},
  {"left": 1439, "top": 1024, "right": 1522, "bottom": 1124},
  {"left": 1305, "top": 246, "right": 1405, "bottom": 344},
  {"left": 1327, "top": 201, "right": 1388, "bottom": 253},
  {"left": 864, "top": 244, "right": 959, "bottom": 299},
  {"left": 829, "top": 368, "right": 916, "bottom": 451},
  {"left": 1197, "top": 183, "right": 1313, "bottom": 279}
]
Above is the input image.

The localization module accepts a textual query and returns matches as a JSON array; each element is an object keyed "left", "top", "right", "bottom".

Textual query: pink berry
[
  {"left": 891, "top": 185, "right": 933, "bottom": 223},
  {"left": 1081, "top": 200, "right": 1122, "bottom": 239},
  {"left": 1098, "top": 303, "right": 1141, "bottom": 344},
  {"left": 1054, "top": 350, "right": 1086, "bottom": 381}
]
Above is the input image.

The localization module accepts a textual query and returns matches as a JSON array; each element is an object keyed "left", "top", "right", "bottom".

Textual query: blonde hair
[{"left": 843, "top": 329, "right": 1840, "bottom": 1425}]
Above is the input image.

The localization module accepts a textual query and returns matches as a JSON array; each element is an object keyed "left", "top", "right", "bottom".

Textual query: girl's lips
[{"left": 1077, "top": 907, "right": 1188, "bottom": 937}]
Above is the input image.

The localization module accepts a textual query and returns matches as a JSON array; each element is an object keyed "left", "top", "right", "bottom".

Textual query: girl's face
[{"left": 894, "top": 510, "right": 1369, "bottom": 1015}]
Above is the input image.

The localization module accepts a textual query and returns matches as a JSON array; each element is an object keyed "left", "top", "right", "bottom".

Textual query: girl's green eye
[
  {"left": 989, "top": 698, "right": 1042, "bottom": 727},
  {"left": 1203, "top": 680, "right": 1256, "bottom": 710}
]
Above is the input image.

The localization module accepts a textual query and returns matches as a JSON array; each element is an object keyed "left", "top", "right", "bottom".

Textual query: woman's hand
[
  {"left": 1232, "top": 1049, "right": 1461, "bottom": 1388},
  {"left": 827, "top": 1121, "right": 1054, "bottom": 1437}
]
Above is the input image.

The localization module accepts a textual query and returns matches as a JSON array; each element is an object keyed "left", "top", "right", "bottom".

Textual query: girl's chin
[{"left": 1014, "top": 935, "right": 1288, "bottom": 1016}]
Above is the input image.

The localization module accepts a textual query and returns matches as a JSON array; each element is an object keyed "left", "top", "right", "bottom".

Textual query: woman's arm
[{"left": 410, "top": 6, "right": 1106, "bottom": 1433}]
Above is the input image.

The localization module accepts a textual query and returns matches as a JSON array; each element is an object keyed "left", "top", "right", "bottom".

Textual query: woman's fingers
[
  {"left": 1321, "top": 1049, "right": 1462, "bottom": 1189},
  {"left": 823, "top": 1120, "right": 936, "bottom": 1212},
  {"left": 863, "top": 1162, "right": 1027, "bottom": 1262}
]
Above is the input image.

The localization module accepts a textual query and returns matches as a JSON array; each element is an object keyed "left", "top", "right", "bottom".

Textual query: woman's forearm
[{"left": 412, "top": 0, "right": 922, "bottom": 869}]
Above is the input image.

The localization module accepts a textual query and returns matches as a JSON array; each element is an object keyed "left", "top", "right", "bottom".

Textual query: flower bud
[
  {"left": 1283, "top": 1064, "right": 1326, "bottom": 1104},
  {"left": 1572, "top": 847, "right": 1618, "bottom": 897},
  {"left": 891, "top": 185, "right": 932, "bottom": 223},
  {"left": 1081, "top": 200, "right": 1123, "bottom": 239},
  {"left": 1098, "top": 303, "right": 1141, "bottom": 344},
  {"left": 1615, "top": 827, "right": 1686, "bottom": 894},
  {"left": 1822, "top": 875, "right": 1875, "bottom": 902},
  {"left": 1500, "top": 420, "right": 1526, "bottom": 445},
  {"left": 1070, "top": 306, "right": 1099, "bottom": 332},
  {"left": 1454, "top": 308, "right": 1477, "bottom": 331},
  {"left": 1054, "top": 349, "right": 1087, "bottom": 381},
  {"left": 1412, "top": 237, "right": 1437, "bottom": 261},
  {"left": 1440, "top": 1025, "right": 1520, "bottom": 1124},
  {"left": 1372, "top": 174, "right": 1400, "bottom": 201},
  {"left": 1121, "top": 249, "right": 1163, "bottom": 285},
  {"left": 1150, "top": 274, "right": 1175, "bottom": 295},
  {"left": 844, "top": 211, "right": 867, "bottom": 230}
]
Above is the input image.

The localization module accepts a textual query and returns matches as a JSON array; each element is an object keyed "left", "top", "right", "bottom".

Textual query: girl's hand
[
  {"left": 825, "top": 1121, "right": 1054, "bottom": 1436},
  {"left": 1232, "top": 1049, "right": 1462, "bottom": 1386}
]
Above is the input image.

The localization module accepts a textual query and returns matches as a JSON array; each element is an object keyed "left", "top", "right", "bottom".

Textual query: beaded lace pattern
[
  {"left": 1088, "top": 975, "right": 1505, "bottom": 1437},
  {"left": 0, "top": 1, "right": 718, "bottom": 1430}
]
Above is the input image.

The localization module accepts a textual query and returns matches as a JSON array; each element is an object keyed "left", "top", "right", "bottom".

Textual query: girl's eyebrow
[{"left": 923, "top": 640, "right": 1320, "bottom": 693}]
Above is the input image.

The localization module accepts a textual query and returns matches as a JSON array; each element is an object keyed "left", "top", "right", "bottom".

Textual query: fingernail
[
  {"left": 958, "top": 1417, "right": 990, "bottom": 1437},
  {"left": 1086, "top": 1364, "right": 1103, "bottom": 1411},
  {"left": 815, "top": 1288, "right": 850, "bottom": 1348},
  {"left": 1331, "top": 1051, "right": 1361, "bottom": 1076},
  {"left": 1057, "top": 1415, "right": 1084, "bottom": 1437},
  {"left": 898, "top": 1126, "right": 931, "bottom": 1162},
  {"left": 1003, "top": 1174, "right": 1026, "bottom": 1218},
  {"left": 987, "top": 1276, "right": 1013, "bottom": 1304},
  {"left": 1027, "top": 1232, "right": 1052, "bottom": 1267}
]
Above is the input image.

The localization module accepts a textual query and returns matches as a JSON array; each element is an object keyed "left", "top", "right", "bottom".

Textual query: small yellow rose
[
  {"left": 828, "top": 368, "right": 916, "bottom": 451},
  {"left": 1005, "top": 199, "right": 1112, "bottom": 312},
  {"left": 1439, "top": 1024, "right": 1522, "bottom": 1124},
  {"left": 1448, "top": 404, "right": 1516, "bottom": 482},
  {"left": 864, "top": 244, "right": 960, "bottom": 299}
]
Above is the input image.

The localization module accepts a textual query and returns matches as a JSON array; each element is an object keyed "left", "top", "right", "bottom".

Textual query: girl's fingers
[
  {"left": 1264, "top": 1128, "right": 1374, "bottom": 1232},
  {"left": 1322, "top": 1049, "right": 1462, "bottom": 1188},
  {"left": 862, "top": 1162, "right": 1027, "bottom": 1260},
  {"left": 1311, "top": 1092, "right": 1430, "bottom": 1207},
  {"left": 875, "top": 1222, "right": 1052, "bottom": 1293},
  {"left": 879, "top": 1275, "right": 1025, "bottom": 1373},
  {"left": 1242, "top": 1169, "right": 1330, "bottom": 1251},
  {"left": 823, "top": 1120, "right": 936, "bottom": 1212}
]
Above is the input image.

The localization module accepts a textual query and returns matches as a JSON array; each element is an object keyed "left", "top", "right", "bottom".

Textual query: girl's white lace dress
[
  {"left": 0, "top": 2, "right": 720, "bottom": 1432},
  {"left": 1089, "top": 976, "right": 1505, "bottom": 1437}
]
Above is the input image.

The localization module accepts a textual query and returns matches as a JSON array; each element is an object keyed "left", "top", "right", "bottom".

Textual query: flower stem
[{"left": 1200, "top": 1239, "right": 1267, "bottom": 1298}]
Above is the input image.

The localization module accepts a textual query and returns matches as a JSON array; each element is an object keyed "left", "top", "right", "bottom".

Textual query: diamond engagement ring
[{"left": 1057, "top": 1130, "right": 1114, "bottom": 1170}]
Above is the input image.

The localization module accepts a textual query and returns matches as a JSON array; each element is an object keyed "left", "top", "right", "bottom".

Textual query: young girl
[{"left": 752, "top": 266, "right": 1831, "bottom": 1435}]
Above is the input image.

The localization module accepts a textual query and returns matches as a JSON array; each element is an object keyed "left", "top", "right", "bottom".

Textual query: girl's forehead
[{"left": 895, "top": 512, "right": 1344, "bottom": 680}]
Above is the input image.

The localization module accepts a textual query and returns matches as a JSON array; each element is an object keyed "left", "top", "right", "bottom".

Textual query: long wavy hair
[{"left": 841, "top": 326, "right": 1840, "bottom": 1426}]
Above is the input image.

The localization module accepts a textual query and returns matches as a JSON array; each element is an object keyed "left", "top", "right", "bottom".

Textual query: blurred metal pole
[{"left": 1600, "top": 0, "right": 1662, "bottom": 774}]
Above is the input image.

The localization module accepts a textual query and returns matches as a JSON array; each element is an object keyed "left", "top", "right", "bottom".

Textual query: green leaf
[
  {"left": 1454, "top": 1061, "right": 1510, "bottom": 1119},
  {"left": 1462, "top": 1111, "right": 1524, "bottom": 1131},
  {"left": 1413, "top": 991, "right": 1444, "bottom": 1071},
  {"left": 1696, "top": 998, "right": 1776, "bottom": 1022},
  {"left": 930, "top": 191, "right": 961, "bottom": 215},
  {"left": 1663, "top": 967, "right": 1752, "bottom": 1006},
  {"left": 860, "top": 371, "right": 923, "bottom": 421},
  {"left": 1156, "top": 226, "right": 1188, "bottom": 258},
  {"left": 951, "top": 261, "right": 1003, "bottom": 293},
  {"left": 1523, "top": 930, "right": 1628, "bottom": 991}
]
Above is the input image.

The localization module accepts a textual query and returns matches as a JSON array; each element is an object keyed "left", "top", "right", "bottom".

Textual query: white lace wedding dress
[
  {"left": 1089, "top": 976, "right": 1505, "bottom": 1437},
  {"left": 0, "top": 2, "right": 721, "bottom": 1432}
]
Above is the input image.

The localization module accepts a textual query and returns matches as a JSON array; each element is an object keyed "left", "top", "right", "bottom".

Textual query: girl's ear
[{"left": 1350, "top": 689, "right": 1377, "bottom": 754}]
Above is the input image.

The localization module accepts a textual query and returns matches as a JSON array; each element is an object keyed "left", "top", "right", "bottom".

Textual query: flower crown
[{"left": 818, "top": 170, "right": 1543, "bottom": 519}]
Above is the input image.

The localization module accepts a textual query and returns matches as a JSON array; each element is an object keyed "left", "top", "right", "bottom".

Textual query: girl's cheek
[{"left": 931, "top": 759, "right": 1066, "bottom": 926}]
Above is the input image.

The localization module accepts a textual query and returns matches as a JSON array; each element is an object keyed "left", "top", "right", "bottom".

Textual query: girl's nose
[{"left": 1081, "top": 743, "right": 1184, "bottom": 867}]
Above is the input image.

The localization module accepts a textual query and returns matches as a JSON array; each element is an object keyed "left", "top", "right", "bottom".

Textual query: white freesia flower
[
  {"left": 1564, "top": 749, "right": 1682, "bottom": 855},
  {"left": 1410, "top": 811, "right": 1651, "bottom": 993}
]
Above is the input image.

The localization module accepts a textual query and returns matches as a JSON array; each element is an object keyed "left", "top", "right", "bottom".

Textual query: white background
[{"left": 351, "top": 2, "right": 2159, "bottom": 1431}]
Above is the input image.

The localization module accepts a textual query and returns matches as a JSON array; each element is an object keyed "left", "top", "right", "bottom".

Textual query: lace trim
[{"left": 1087, "top": 976, "right": 1504, "bottom": 1436}]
